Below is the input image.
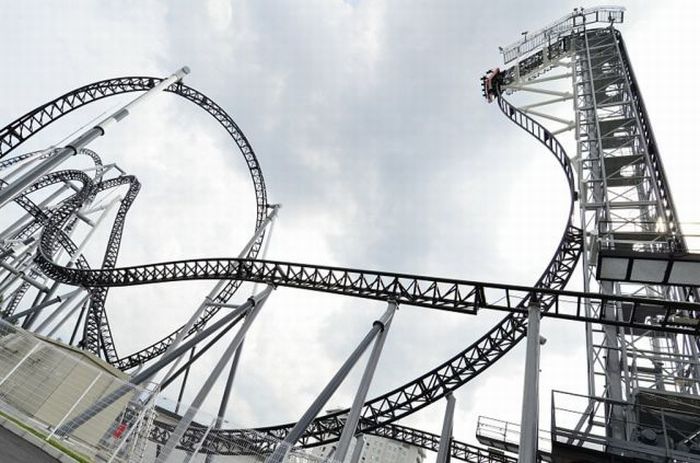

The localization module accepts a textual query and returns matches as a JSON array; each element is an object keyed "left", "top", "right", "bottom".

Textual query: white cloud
[{"left": 207, "top": 0, "right": 234, "bottom": 31}]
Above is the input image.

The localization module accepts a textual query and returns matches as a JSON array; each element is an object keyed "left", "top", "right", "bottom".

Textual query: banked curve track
[{"left": 1, "top": 77, "right": 580, "bottom": 457}]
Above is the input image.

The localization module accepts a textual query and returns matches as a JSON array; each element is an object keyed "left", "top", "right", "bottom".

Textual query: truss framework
[{"left": 488, "top": 11, "right": 700, "bottom": 457}]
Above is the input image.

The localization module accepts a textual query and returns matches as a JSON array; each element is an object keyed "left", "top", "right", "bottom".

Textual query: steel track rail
[
  {"left": 36, "top": 250, "right": 700, "bottom": 336},
  {"left": 160, "top": 92, "right": 696, "bottom": 450}
]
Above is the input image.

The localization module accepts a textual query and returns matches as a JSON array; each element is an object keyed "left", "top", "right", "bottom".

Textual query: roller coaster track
[
  {"left": 3, "top": 44, "right": 697, "bottom": 458},
  {"left": 0, "top": 77, "right": 268, "bottom": 369},
  {"left": 148, "top": 418, "right": 518, "bottom": 463}
]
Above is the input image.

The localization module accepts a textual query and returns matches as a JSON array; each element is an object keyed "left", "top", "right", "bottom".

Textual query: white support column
[
  {"left": 1, "top": 153, "right": 44, "bottom": 183},
  {"left": 0, "top": 183, "right": 70, "bottom": 243},
  {"left": 34, "top": 290, "right": 85, "bottom": 334},
  {"left": 155, "top": 288, "right": 273, "bottom": 463},
  {"left": 0, "top": 260, "right": 48, "bottom": 293},
  {"left": 204, "top": 300, "right": 241, "bottom": 309},
  {"left": 0, "top": 239, "right": 48, "bottom": 294},
  {"left": 266, "top": 304, "right": 395, "bottom": 463},
  {"left": 159, "top": 205, "right": 279, "bottom": 385},
  {"left": 335, "top": 302, "right": 397, "bottom": 462},
  {"left": 184, "top": 417, "right": 218, "bottom": 463},
  {"left": 203, "top": 206, "right": 279, "bottom": 463},
  {"left": 46, "top": 293, "right": 90, "bottom": 337},
  {"left": 518, "top": 300, "right": 544, "bottom": 463},
  {"left": 204, "top": 340, "right": 245, "bottom": 463},
  {"left": 436, "top": 394, "right": 456, "bottom": 463},
  {"left": 7, "top": 289, "right": 80, "bottom": 322},
  {"left": 348, "top": 434, "right": 365, "bottom": 463},
  {"left": 67, "top": 197, "right": 122, "bottom": 265}
]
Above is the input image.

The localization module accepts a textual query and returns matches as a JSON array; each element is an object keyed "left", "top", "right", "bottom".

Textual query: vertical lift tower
[{"left": 482, "top": 7, "right": 700, "bottom": 462}]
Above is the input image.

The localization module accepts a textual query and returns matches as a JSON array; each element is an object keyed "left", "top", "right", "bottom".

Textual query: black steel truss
[{"left": 36, "top": 253, "right": 700, "bottom": 337}]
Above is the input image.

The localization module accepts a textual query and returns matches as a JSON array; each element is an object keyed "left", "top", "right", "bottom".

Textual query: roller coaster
[{"left": 1, "top": 6, "right": 699, "bottom": 463}]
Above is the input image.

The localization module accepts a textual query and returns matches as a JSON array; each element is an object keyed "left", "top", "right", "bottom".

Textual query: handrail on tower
[{"left": 499, "top": 6, "right": 625, "bottom": 64}]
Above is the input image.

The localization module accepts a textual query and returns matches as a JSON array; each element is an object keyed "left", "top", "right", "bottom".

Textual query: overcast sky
[{"left": 2, "top": 0, "right": 700, "bottom": 455}]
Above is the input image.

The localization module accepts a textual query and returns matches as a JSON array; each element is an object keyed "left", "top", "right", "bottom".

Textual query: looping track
[
  {"left": 2, "top": 76, "right": 581, "bottom": 457},
  {"left": 0, "top": 77, "right": 268, "bottom": 369}
]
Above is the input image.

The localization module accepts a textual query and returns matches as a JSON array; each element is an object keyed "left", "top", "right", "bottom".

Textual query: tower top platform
[{"left": 500, "top": 6, "right": 625, "bottom": 64}]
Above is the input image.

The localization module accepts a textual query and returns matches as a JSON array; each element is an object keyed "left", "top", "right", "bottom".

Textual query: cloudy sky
[{"left": 2, "top": 0, "right": 700, "bottom": 455}]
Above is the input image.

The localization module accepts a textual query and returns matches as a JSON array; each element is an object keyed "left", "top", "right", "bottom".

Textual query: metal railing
[
  {"left": 500, "top": 6, "right": 625, "bottom": 64},
  {"left": 551, "top": 390, "right": 700, "bottom": 461},
  {"left": 476, "top": 416, "right": 552, "bottom": 454},
  {"left": 596, "top": 220, "right": 700, "bottom": 254}
]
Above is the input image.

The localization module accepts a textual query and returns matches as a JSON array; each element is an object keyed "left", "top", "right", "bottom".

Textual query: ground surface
[{"left": 0, "top": 425, "right": 61, "bottom": 463}]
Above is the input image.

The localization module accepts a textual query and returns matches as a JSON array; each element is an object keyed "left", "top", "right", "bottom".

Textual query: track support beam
[
  {"left": 436, "top": 394, "right": 456, "bottom": 463},
  {"left": 335, "top": 301, "right": 397, "bottom": 462},
  {"left": 518, "top": 301, "right": 544, "bottom": 463},
  {"left": 266, "top": 303, "right": 397, "bottom": 463},
  {"left": 155, "top": 286, "right": 272, "bottom": 463}
]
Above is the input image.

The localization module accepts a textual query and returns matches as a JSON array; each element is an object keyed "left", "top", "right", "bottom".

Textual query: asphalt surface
[{"left": 0, "top": 425, "right": 60, "bottom": 463}]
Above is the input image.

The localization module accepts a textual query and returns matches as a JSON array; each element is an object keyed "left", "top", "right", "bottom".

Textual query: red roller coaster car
[{"left": 480, "top": 68, "right": 501, "bottom": 103}]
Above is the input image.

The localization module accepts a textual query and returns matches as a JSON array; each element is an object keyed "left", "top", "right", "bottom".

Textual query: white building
[{"left": 309, "top": 434, "right": 427, "bottom": 463}]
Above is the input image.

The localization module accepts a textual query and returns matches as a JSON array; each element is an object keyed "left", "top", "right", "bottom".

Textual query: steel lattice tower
[{"left": 484, "top": 6, "right": 700, "bottom": 461}]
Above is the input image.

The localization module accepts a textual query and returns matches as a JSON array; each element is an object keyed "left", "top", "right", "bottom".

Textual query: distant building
[{"left": 309, "top": 434, "right": 427, "bottom": 463}]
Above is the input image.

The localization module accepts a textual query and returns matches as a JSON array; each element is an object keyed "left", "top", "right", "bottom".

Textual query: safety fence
[
  {"left": 0, "top": 318, "right": 158, "bottom": 462},
  {"left": 476, "top": 415, "right": 551, "bottom": 452},
  {"left": 0, "top": 317, "right": 401, "bottom": 463}
]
